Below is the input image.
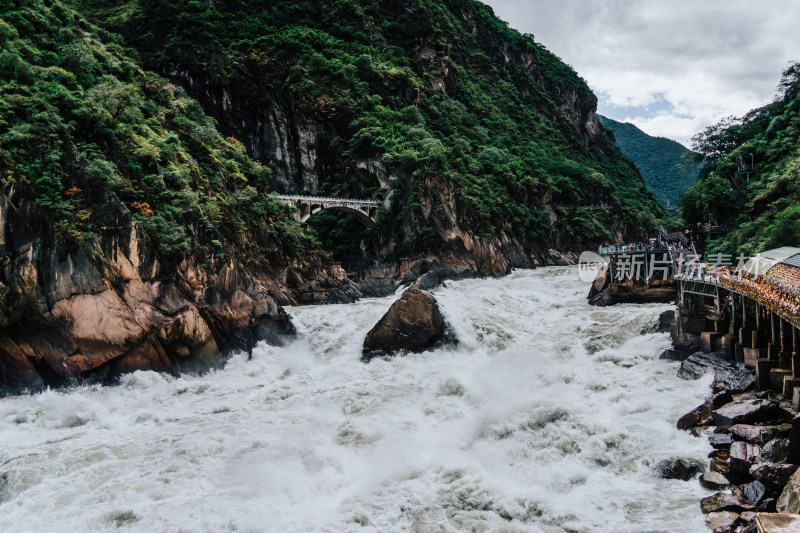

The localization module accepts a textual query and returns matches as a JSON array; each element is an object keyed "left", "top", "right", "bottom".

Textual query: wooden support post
[
  {"left": 771, "top": 313, "right": 777, "bottom": 344},
  {"left": 756, "top": 357, "right": 777, "bottom": 390},
  {"left": 742, "top": 294, "right": 746, "bottom": 326},
  {"left": 780, "top": 318, "right": 786, "bottom": 353},
  {"left": 794, "top": 326, "right": 799, "bottom": 379}
]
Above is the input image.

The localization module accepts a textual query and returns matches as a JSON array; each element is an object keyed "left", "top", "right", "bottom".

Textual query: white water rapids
[{"left": 0, "top": 267, "right": 714, "bottom": 532}]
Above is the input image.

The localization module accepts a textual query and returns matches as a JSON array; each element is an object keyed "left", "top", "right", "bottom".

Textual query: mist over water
[{"left": 0, "top": 267, "right": 712, "bottom": 532}]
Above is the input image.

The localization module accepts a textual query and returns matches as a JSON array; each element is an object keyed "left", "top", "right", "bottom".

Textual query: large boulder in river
[
  {"left": 677, "top": 352, "right": 756, "bottom": 392},
  {"left": 362, "top": 289, "right": 456, "bottom": 361},
  {"left": 656, "top": 458, "right": 699, "bottom": 480},
  {"left": 678, "top": 390, "right": 733, "bottom": 429}
]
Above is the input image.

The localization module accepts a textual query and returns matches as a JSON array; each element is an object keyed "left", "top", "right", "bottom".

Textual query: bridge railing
[
  {"left": 271, "top": 194, "right": 379, "bottom": 206},
  {"left": 598, "top": 244, "right": 669, "bottom": 255}
]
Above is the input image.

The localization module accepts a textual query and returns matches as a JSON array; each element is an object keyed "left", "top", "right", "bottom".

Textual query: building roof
[
  {"left": 780, "top": 253, "right": 800, "bottom": 269},
  {"left": 743, "top": 247, "right": 800, "bottom": 276}
]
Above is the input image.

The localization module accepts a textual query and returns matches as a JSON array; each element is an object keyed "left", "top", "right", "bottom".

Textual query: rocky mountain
[
  {"left": 0, "top": 0, "right": 663, "bottom": 392},
  {"left": 599, "top": 115, "right": 698, "bottom": 209}
]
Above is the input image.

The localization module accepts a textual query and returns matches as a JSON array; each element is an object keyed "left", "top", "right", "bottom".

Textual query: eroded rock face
[
  {"left": 0, "top": 191, "right": 303, "bottom": 394},
  {"left": 362, "top": 289, "right": 456, "bottom": 361}
]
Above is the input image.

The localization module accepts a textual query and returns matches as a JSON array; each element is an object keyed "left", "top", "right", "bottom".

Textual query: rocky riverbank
[{"left": 660, "top": 308, "right": 800, "bottom": 532}]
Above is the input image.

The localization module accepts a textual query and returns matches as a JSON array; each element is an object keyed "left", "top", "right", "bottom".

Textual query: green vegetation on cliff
[
  {"left": 599, "top": 116, "right": 698, "bottom": 209},
  {"left": 1, "top": 0, "right": 666, "bottom": 273},
  {"left": 71, "top": 0, "right": 663, "bottom": 255},
  {"left": 0, "top": 0, "right": 312, "bottom": 263},
  {"left": 682, "top": 62, "right": 800, "bottom": 256}
]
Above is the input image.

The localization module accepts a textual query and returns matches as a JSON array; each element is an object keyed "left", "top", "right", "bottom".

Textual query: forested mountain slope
[
  {"left": 0, "top": 0, "right": 318, "bottom": 392},
  {"left": 0, "top": 0, "right": 663, "bottom": 391},
  {"left": 683, "top": 63, "right": 800, "bottom": 256},
  {"left": 73, "top": 0, "right": 663, "bottom": 263},
  {"left": 599, "top": 116, "right": 698, "bottom": 209}
]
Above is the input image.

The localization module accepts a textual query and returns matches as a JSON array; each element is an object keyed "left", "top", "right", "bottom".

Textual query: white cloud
[{"left": 483, "top": 0, "right": 800, "bottom": 147}]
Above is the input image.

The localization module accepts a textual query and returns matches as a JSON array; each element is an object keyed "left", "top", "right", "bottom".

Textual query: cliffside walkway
[
  {"left": 674, "top": 267, "right": 800, "bottom": 329},
  {"left": 672, "top": 264, "right": 800, "bottom": 395},
  {"left": 271, "top": 194, "right": 380, "bottom": 226}
]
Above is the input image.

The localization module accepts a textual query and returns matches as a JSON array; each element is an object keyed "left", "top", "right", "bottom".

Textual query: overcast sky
[{"left": 483, "top": 0, "right": 800, "bottom": 147}]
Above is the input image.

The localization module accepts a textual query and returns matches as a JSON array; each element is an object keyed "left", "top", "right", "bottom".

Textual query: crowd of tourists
[
  {"left": 674, "top": 259, "right": 800, "bottom": 321},
  {"left": 719, "top": 268, "right": 800, "bottom": 321}
]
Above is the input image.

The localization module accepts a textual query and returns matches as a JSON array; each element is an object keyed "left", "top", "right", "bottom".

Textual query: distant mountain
[{"left": 599, "top": 116, "right": 699, "bottom": 209}]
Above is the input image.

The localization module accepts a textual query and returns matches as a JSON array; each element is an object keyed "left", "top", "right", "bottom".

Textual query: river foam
[{"left": 0, "top": 267, "right": 712, "bottom": 532}]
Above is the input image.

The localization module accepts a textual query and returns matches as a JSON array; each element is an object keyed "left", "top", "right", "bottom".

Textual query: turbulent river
[{"left": 0, "top": 267, "right": 714, "bottom": 532}]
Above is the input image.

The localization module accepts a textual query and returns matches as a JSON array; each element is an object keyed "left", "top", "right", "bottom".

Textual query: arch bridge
[{"left": 271, "top": 195, "right": 380, "bottom": 227}]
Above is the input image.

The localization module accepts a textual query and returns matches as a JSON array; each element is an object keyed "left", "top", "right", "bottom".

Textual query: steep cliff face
[
  {"left": 0, "top": 184, "right": 360, "bottom": 394},
  {"left": 85, "top": 0, "right": 662, "bottom": 271},
  {"left": 163, "top": 68, "right": 331, "bottom": 193},
  {"left": 0, "top": 0, "right": 355, "bottom": 394}
]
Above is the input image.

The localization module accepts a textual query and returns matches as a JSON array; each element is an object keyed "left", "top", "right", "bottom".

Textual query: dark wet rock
[
  {"left": 730, "top": 424, "right": 792, "bottom": 445},
  {"left": 713, "top": 400, "right": 791, "bottom": 429},
  {"left": 734, "top": 481, "right": 767, "bottom": 505},
  {"left": 705, "top": 511, "right": 739, "bottom": 533},
  {"left": 730, "top": 441, "right": 762, "bottom": 476},
  {"left": 0, "top": 333, "right": 46, "bottom": 395},
  {"left": 678, "top": 391, "right": 733, "bottom": 430},
  {"left": 660, "top": 348, "right": 692, "bottom": 361},
  {"left": 701, "top": 471, "right": 732, "bottom": 491},
  {"left": 789, "top": 415, "right": 800, "bottom": 464},
  {"left": 409, "top": 271, "right": 443, "bottom": 291},
  {"left": 657, "top": 458, "right": 699, "bottom": 481},
  {"left": 589, "top": 291, "right": 614, "bottom": 307},
  {"left": 710, "top": 450, "right": 731, "bottom": 477},
  {"left": 750, "top": 463, "right": 799, "bottom": 494},
  {"left": 701, "top": 492, "right": 757, "bottom": 514},
  {"left": 656, "top": 310, "right": 676, "bottom": 333},
  {"left": 740, "top": 523, "right": 756, "bottom": 533},
  {"left": 730, "top": 425, "right": 766, "bottom": 444},
  {"left": 763, "top": 438, "right": 792, "bottom": 463},
  {"left": 758, "top": 498, "right": 777, "bottom": 512},
  {"left": 709, "top": 433, "right": 735, "bottom": 449},
  {"left": 587, "top": 265, "right": 609, "bottom": 302},
  {"left": 778, "top": 469, "right": 800, "bottom": 513},
  {"left": 763, "top": 424, "right": 793, "bottom": 442},
  {"left": 672, "top": 328, "right": 702, "bottom": 353},
  {"left": 677, "top": 352, "right": 755, "bottom": 392},
  {"left": 362, "top": 289, "right": 457, "bottom": 361}
]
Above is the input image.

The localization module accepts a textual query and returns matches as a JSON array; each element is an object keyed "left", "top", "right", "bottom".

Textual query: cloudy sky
[{"left": 483, "top": 0, "right": 800, "bottom": 147}]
